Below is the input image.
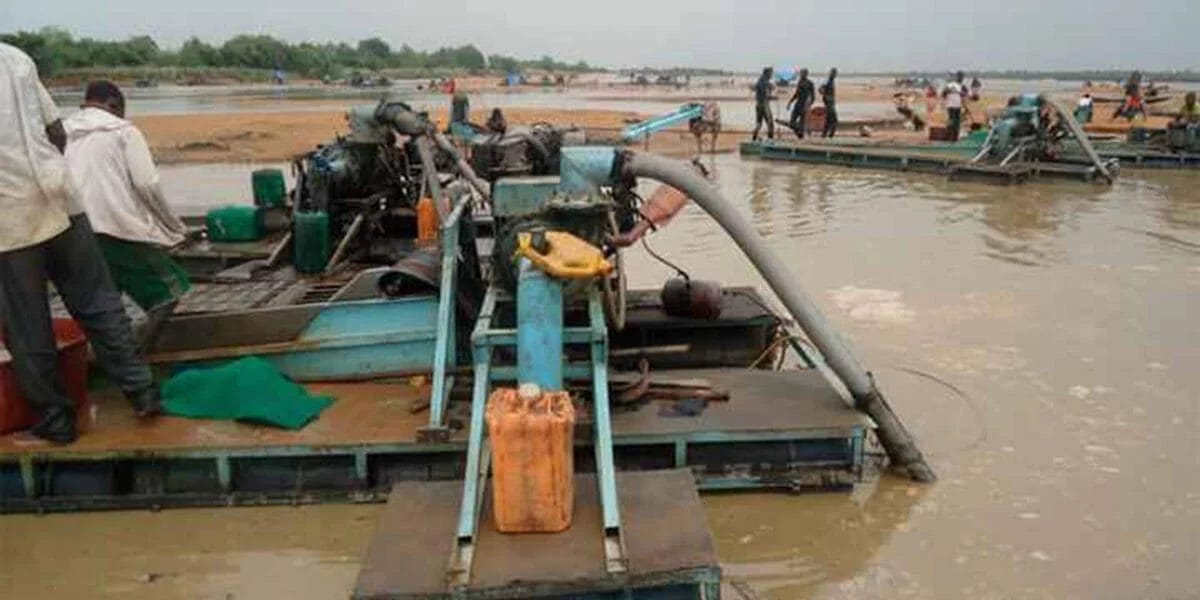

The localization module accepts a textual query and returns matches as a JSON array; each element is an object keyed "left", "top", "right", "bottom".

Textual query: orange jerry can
[
  {"left": 486, "top": 384, "right": 576, "bottom": 533},
  {"left": 416, "top": 196, "right": 439, "bottom": 243}
]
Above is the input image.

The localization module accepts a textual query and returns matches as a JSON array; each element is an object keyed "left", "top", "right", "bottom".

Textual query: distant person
[
  {"left": 819, "top": 67, "right": 838, "bottom": 138},
  {"left": 1176, "top": 91, "right": 1199, "bottom": 125},
  {"left": 486, "top": 107, "right": 508, "bottom": 135},
  {"left": 751, "top": 66, "right": 775, "bottom": 141},
  {"left": 63, "top": 80, "right": 190, "bottom": 352},
  {"left": 924, "top": 83, "right": 938, "bottom": 122},
  {"left": 969, "top": 76, "right": 982, "bottom": 101},
  {"left": 0, "top": 43, "right": 162, "bottom": 444},
  {"left": 1112, "top": 71, "right": 1144, "bottom": 121},
  {"left": 786, "top": 68, "right": 815, "bottom": 139},
  {"left": 1075, "top": 93, "right": 1094, "bottom": 124},
  {"left": 942, "top": 71, "right": 966, "bottom": 141}
]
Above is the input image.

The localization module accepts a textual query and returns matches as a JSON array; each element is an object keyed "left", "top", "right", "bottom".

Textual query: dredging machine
[
  {"left": 743, "top": 91, "right": 1200, "bottom": 183},
  {"left": 2, "top": 97, "right": 932, "bottom": 598}
]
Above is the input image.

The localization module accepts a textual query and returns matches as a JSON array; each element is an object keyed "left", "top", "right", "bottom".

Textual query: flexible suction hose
[{"left": 623, "top": 151, "right": 935, "bottom": 482}]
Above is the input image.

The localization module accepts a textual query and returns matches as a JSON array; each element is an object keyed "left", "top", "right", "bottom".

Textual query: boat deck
[
  {"left": 741, "top": 140, "right": 1111, "bottom": 182},
  {"left": 0, "top": 368, "right": 870, "bottom": 512},
  {"left": 354, "top": 470, "right": 720, "bottom": 600}
]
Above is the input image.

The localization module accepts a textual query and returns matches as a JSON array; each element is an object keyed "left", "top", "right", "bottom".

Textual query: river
[{"left": 1, "top": 154, "right": 1197, "bottom": 598}]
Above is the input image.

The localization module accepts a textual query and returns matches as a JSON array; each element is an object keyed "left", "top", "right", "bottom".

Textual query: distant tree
[
  {"left": 177, "top": 37, "right": 218, "bottom": 67},
  {"left": 219, "top": 34, "right": 290, "bottom": 69}
]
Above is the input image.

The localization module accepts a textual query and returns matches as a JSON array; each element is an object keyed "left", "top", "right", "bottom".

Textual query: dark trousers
[
  {"left": 789, "top": 106, "right": 809, "bottom": 139},
  {"left": 947, "top": 107, "right": 962, "bottom": 141},
  {"left": 0, "top": 215, "right": 153, "bottom": 416},
  {"left": 822, "top": 104, "right": 838, "bottom": 138},
  {"left": 753, "top": 103, "right": 774, "bottom": 140}
]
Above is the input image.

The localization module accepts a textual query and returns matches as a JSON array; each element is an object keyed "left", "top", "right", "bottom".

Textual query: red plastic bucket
[{"left": 0, "top": 319, "right": 91, "bottom": 434}]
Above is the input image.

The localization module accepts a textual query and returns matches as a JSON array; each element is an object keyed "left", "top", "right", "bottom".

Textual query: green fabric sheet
[{"left": 162, "top": 357, "right": 334, "bottom": 430}]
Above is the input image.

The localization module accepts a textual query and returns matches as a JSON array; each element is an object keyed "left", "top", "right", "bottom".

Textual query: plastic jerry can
[
  {"left": 0, "top": 319, "right": 91, "bottom": 434},
  {"left": 486, "top": 384, "right": 575, "bottom": 533}
]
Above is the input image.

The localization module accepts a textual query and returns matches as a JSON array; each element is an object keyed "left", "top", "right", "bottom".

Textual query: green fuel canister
[
  {"left": 293, "top": 211, "right": 331, "bottom": 273},
  {"left": 206, "top": 205, "right": 262, "bottom": 242},
  {"left": 251, "top": 168, "right": 287, "bottom": 208}
]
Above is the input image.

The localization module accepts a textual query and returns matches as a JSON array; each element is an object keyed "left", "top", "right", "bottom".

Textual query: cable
[{"left": 640, "top": 236, "right": 689, "bottom": 281}]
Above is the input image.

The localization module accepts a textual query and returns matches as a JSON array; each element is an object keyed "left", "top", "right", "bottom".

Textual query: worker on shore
[
  {"left": 969, "top": 76, "right": 983, "bottom": 101},
  {"left": 0, "top": 43, "right": 162, "bottom": 444},
  {"left": 786, "top": 68, "right": 815, "bottom": 139},
  {"left": 819, "top": 68, "right": 838, "bottom": 138},
  {"left": 1174, "top": 92, "right": 1199, "bottom": 125},
  {"left": 942, "top": 71, "right": 966, "bottom": 141},
  {"left": 751, "top": 66, "right": 775, "bottom": 141},
  {"left": 63, "top": 81, "right": 190, "bottom": 352},
  {"left": 486, "top": 108, "right": 508, "bottom": 135}
]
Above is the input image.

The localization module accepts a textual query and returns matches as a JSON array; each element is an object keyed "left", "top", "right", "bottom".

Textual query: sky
[{"left": 6, "top": 0, "right": 1198, "bottom": 72}]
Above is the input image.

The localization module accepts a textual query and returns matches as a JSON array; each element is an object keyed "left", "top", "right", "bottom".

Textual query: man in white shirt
[
  {"left": 64, "top": 81, "right": 190, "bottom": 349},
  {"left": 942, "top": 71, "right": 965, "bottom": 142},
  {"left": 0, "top": 43, "right": 161, "bottom": 444}
]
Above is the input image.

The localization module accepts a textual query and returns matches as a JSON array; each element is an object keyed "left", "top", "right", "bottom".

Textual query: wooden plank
[
  {"left": 0, "top": 382, "right": 435, "bottom": 457},
  {"left": 353, "top": 469, "right": 718, "bottom": 599}
]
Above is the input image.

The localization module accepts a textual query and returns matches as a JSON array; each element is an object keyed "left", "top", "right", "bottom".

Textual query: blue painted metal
[
  {"left": 620, "top": 103, "right": 704, "bottom": 143},
  {"left": 516, "top": 258, "right": 564, "bottom": 390},
  {"left": 426, "top": 196, "right": 469, "bottom": 435},
  {"left": 169, "top": 297, "right": 441, "bottom": 380},
  {"left": 586, "top": 287, "right": 626, "bottom": 573},
  {"left": 558, "top": 147, "right": 617, "bottom": 195},
  {"left": 491, "top": 176, "right": 561, "bottom": 217}
]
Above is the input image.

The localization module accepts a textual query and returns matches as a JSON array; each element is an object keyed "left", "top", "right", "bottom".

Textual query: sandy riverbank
[
  {"left": 134, "top": 104, "right": 756, "bottom": 163},
  {"left": 135, "top": 107, "right": 647, "bottom": 164}
]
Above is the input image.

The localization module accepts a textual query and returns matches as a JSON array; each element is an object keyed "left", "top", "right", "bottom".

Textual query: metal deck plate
[{"left": 353, "top": 469, "right": 720, "bottom": 599}]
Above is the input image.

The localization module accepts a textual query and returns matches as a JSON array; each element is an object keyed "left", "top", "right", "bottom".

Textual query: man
[
  {"left": 751, "top": 67, "right": 774, "bottom": 141},
  {"left": 819, "top": 67, "right": 838, "bottom": 138},
  {"left": 1175, "top": 92, "right": 1199, "bottom": 125},
  {"left": 786, "top": 68, "right": 815, "bottom": 139},
  {"left": 1112, "top": 71, "right": 1144, "bottom": 121},
  {"left": 63, "top": 81, "right": 190, "bottom": 351},
  {"left": 942, "top": 71, "right": 965, "bottom": 142},
  {"left": 0, "top": 43, "right": 161, "bottom": 444}
]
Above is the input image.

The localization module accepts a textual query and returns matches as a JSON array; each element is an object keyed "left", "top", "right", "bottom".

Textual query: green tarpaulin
[{"left": 163, "top": 357, "right": 334, "bottom": 430}]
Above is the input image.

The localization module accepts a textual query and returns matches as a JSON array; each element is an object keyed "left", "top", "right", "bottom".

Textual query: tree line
[{"left": 0, "top": 28, "right": 594, "bottom": 79}]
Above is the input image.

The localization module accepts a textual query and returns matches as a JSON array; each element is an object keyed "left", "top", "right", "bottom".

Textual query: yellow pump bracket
[{"left": 516, "top": 230, "right": 613, "bottom": 280}]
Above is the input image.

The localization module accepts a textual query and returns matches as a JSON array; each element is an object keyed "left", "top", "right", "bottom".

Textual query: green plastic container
[
  {"left": 293, "top": 211, "right": 331, "bottom": 274},
  {"left": 206, "top": 205, "right": 262, "bottom": 242},
  {"left": 251, "top": 168, "right": 287, "bottom": 208}
]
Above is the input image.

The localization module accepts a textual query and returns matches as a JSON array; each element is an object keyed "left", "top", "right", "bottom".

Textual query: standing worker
[
  {"left": 942, "top": 71, "right": 966, "bottom": 141},
  {"left": 751, "top": 66, "right": 775, "bottom": 141},
  {"left": 63, "top": 81, "right": 190, "bottom": 352},
  {"left": 819, "top": 67, "right": 838, "bottom": 138},
  {"left": 786, "top": 68, "right": 815, "bottom": 139},
  {"left": 0, "top": 43, "right": 162, "bottom": 444},
  {"left": 1112, "top": 71, "right": 1144, "bottom": 121}
]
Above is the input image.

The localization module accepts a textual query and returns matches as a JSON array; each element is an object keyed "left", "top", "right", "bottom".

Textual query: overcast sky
[{"left": 7, "top": 0, "right": 1198, "bottom": 72}]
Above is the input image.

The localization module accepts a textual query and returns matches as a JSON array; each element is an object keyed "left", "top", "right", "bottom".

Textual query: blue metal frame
[
  {"left": 424, "top": 197, "right": 470, "bottom": 439},
  {"left": 620, "top": 103, "right": 704, "bottom": 143},
  {"left": 448, "top": 283, "right": 627, "bottom": 590}
]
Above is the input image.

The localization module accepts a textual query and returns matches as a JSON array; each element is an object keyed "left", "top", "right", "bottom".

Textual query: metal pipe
[
  {"left": 432, "top": 132, "right": 492, "bottom": 204},
  {"left": 414, "top": 137, "right": 449, "bottom": 219},
  {"left": 324, "top": 212, "right": 365, "bottom": 274},
  {"left": 622, "top": 151, "right": 935, "bottom": 482}
]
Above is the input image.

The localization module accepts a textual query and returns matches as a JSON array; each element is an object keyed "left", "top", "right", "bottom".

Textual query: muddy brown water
[{"left": 2, "top": 156, "right": 1197, "bottom": 599}]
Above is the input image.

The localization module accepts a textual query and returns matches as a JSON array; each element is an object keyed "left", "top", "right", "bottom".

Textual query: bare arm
[{"left": 35, "top": 79, "right": 65, "bottom": 152}]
